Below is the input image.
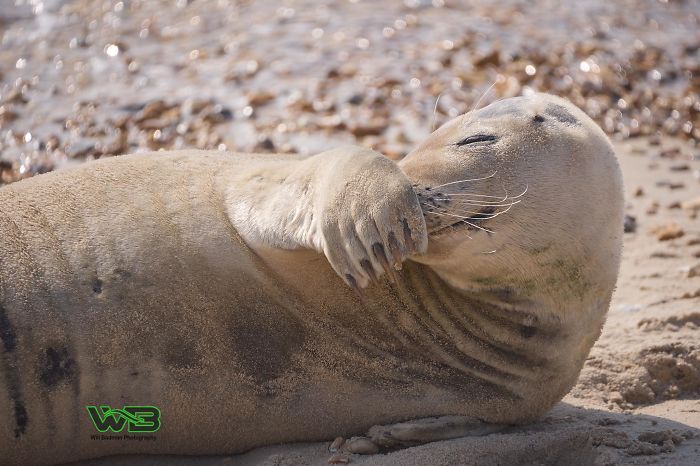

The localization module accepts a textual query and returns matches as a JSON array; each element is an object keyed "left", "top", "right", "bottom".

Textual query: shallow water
[{"left": 0, "top": 0, "right": 698, "bottom": 182}]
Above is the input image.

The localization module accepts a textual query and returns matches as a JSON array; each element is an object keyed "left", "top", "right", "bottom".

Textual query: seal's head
[{"left": 399, "top": 92, "right": 623, "bottom": 344}]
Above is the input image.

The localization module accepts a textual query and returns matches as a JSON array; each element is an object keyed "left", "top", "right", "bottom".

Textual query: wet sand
[{"left": 1, "top": 1, "right": 699, "bottom": 465}]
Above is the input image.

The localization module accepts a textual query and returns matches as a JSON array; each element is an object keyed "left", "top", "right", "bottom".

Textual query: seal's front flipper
[{"left": 365, "top": 416, "right": 505, "bottom": 451}]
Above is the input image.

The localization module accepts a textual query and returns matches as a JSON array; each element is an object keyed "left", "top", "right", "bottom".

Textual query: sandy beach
[{"left": 1, "top": 1, "right": 699, "bottom": 464}]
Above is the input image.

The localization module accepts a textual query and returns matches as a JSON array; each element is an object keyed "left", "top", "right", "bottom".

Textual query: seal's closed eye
[{"left": 456, "top": 134, "right": 498, "bottom": 146}]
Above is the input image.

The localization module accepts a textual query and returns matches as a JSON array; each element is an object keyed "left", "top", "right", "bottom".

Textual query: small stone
[
  {"left": 247, "top": 90, "right": 275, "bottom": 106},
  {"left": 253, "top": 136, "right": 275, "bottom": 152},
  {"left": 328, "top": 437, "right": 344, "bottom": 453},
  {"left": 347, "top": 94, "right": 363, "bottom": 105},
  {"left": 199, "top": 104, "right": 233, "bottom": 125},
  {"left": 656, "top": 180, "right": 686, "bottom": 190},
  {"left": 474, "top": 49, "right": 500, "bottom": 67},
  {"left": 681, "top": 196, "right": 700, "bottom": 217},
  {"left": 1, "top": 87, "right": 27, "bottom": 105},
  {"left": 680, "top": 289, "right": 700, "bottom": 299},
  {"left": 348, "top": 119, "right": 387, "bottom": 138},
  {"left": 659, "top": 148, "right": 681, "bottom": 158},
  {"left": 138, "top": 118, "right": 170, "bottom": 130},
  {"left": 134, "top": 100, "right": 170, "bottom": 122},
  {"left": 650, "top": 251, "right": 678, "bottom": 259},
  {"left": 649, "top": 222, "right": 684, "bottom": 241},
  {"left": 633, "top": 186, "right": 644, "bottom": 197},
  {"left": 646, "top": 201, "right": 659, "bottom": 215},
  {"left": 624, "top": 214, "right": 637, "bottom": 233},
  {"left": 670, "top": 163, "right": 690, "bottom": 171},
  {"left": 686, "top": 263, "right": 700, "bottom": 278},
  {"left": 344, "top": 436, "right": 379, "bottom": 455},
  {"left": 0, "top": 106, "right": 18, "bottom": 127},
  {"left": 327, "top": 452, "right": 350, "bottom": 464}
]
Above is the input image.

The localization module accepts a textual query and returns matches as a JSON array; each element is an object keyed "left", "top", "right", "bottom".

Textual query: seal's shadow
[{"left": 66, "top": 402, "right": 699, "bottom": 466}]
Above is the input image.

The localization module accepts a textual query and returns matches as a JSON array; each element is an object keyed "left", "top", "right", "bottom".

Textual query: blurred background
[{"left": 0, "top": 0, "right": 698, "bottom": 183}]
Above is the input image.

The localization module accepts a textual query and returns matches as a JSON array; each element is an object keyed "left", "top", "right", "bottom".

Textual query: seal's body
[{"left": 0, "top": 94, "right": 623, "bottom": 465}]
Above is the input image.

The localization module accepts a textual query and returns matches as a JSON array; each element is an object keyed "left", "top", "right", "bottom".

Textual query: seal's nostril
[{"left": 533, "top": 114, "right": 545, "bottom": 123}]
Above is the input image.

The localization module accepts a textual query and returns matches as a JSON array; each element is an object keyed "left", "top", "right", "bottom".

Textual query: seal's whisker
[
  {"left": 425, "top": 211, "right": 495, "bottom": 234},
  {"left": 430, "top": 198, "right": 522, "bottom": 208},
  {"left": 485, "top": 201, "right": 515, "bottom": 218},
  {"left": 450, "top": 203, "right": 515, "bottom": 220},
  {"left": 420, "top": 202, "right": 505, "bottom": 219},
  {"left": 462, "top": 80, "right": 497, "bottom": 125},
  {"left": 422, "top": 203, "right": 514, "bottom": 222},
  {"left": 430, "top": 171, "right": 497, "bottom": 189},
  {"left": 511, "top": 184, "right": 529, "bottom": 199},
  {"left": 430, "top": 92, "right": 444, "bottom": 133},
  {"left": 423, "top": 208, "right": 498, "bottom": 220},
  {"left": 441, "top": 191, "right": 509, "bottom": 201},
  {"left": 447, "top": 185, "right": 526, "bottom": 201}
]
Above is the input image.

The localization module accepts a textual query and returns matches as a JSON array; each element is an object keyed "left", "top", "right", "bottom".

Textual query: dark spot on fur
[
  {"left": 0, "top": 302, "right": 28, "bottom": 437},
  {"left": 425, "top": 186, "right": 431, "bottom": 191},
  {"left": 228, "top": 301, "right": 305, "bottom": 386},
  {"left": 0, "top": 303, "right": 17, "bottom": 353},
  {"left": 545, "top": 103, "right": 579, "bottom": 125},
  {"left": 164, "top": 339, "right": 200, "bottom": 370},
  {"left": 130, "top": 370, "right": 139, "bottom": 377},
  {"left": 39, "top": 346, "right": 76, "bottom": 388},
  {"left": 13, "top": 400, "right": 27, "bottom": 438},
  {"left": 520, "top": 326, "right": 537, "bottom": 339},
  {"left": 533, "top": 114, "right": 545, "bottom": 123},
  {"left": 92, "top": 279, "right": 103, "bottom": 294}
]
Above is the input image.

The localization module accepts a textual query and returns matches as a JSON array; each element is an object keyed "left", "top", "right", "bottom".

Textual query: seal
[{"left": 0, "top": 93, "right": 623, "bottom": 465}]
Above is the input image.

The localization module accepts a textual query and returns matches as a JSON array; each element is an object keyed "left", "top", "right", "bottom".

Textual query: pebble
[
  {"left": 343, "top": 437, "right": 379, "bottom": 455},
  {"left": 649, "top": 223, "right": 684, "bottom": 241},
  {"left": 328, "top": 437, "right": 345, "bottom": 453},
  {"left": 681, "top": 197, "right": 700, "bottom": 217},
  {"left": 686, "top": 263, "right": 700, "bottom": 278},
  {"left": 327, "top": 453, "right": 350, "bottom": 464}
]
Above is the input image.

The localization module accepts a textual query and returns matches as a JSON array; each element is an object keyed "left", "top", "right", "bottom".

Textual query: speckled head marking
[{"left": 398, "top": 93, "right": 624, "bottom": 318}]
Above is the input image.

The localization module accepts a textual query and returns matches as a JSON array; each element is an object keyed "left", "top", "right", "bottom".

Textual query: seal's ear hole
[{"left": 533, "top": 114, "right": 545, "bottom": 123}]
